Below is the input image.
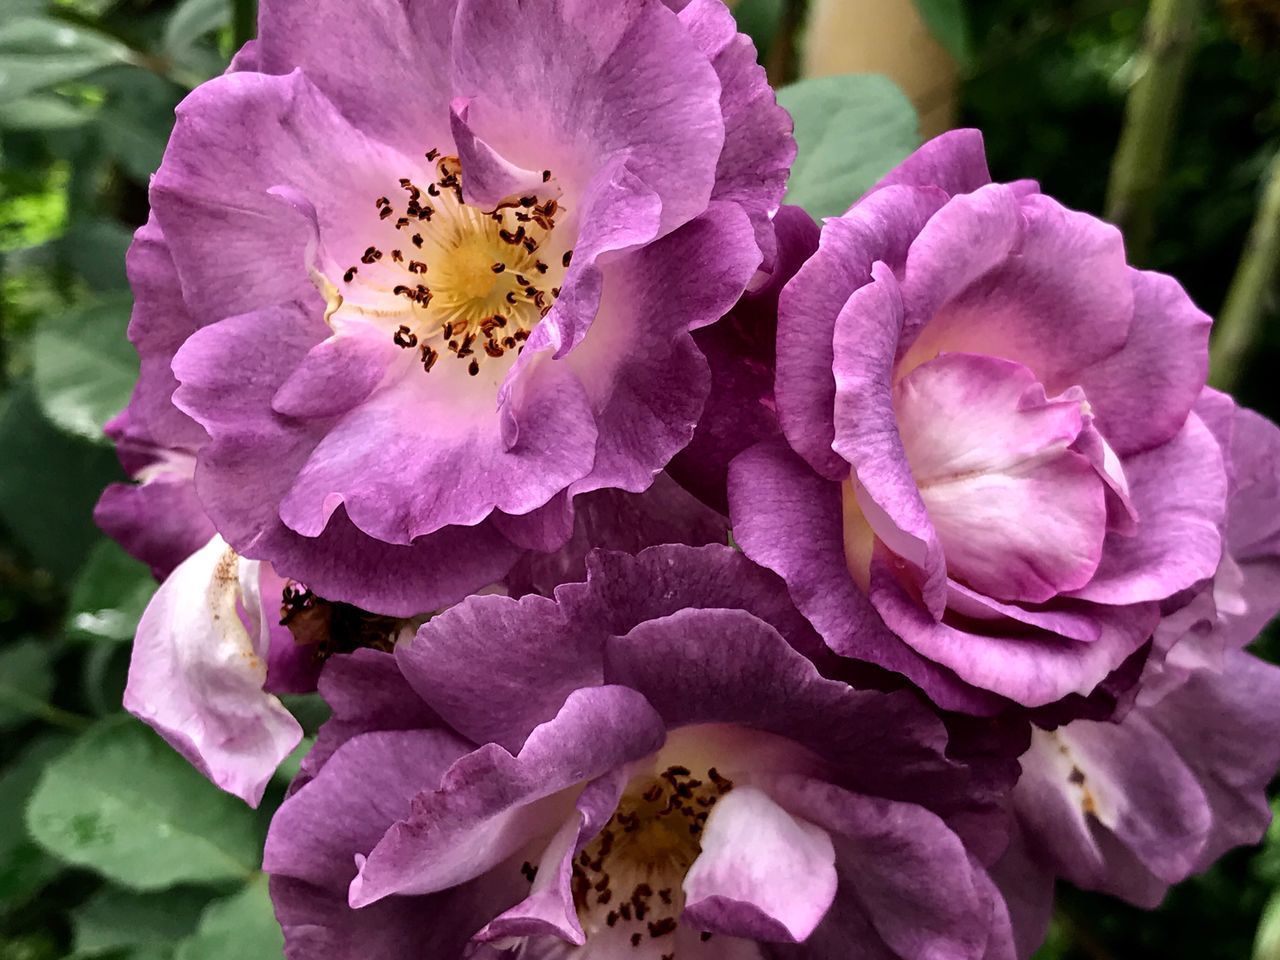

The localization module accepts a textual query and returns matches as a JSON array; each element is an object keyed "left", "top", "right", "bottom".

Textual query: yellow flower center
[
  {"left": 333, "top": 150, "right": 570, "bottom": 378},
  {"left": 570, "top": 764, "right": 733, "bottom": 952}
]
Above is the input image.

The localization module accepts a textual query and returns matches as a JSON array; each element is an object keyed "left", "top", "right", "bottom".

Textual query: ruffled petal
[
  {"left": 682, "top": 786, "right": 837, "bottom": 943},
  {"left": 124, "top": 536, "right": 301, "bottom": 806}
]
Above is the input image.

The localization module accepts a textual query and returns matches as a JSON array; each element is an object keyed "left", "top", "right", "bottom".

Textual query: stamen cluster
[
  {"left": 338, "top": 151, "right": 569, "bottom": 377},
  {"left": 566, "top": 764, "right": 733, "bottom": 953}
]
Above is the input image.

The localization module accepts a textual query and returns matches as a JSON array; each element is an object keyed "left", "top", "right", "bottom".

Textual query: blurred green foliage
[{"left": 0, "top": 1, "right": 1278, "bottom": 958}]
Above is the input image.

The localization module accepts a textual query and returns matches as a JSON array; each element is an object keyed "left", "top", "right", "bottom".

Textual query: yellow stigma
[
  {"left": 331, "top": 151, "right": 569, "bottom": 378},
  {"left": 569, "top": 765, "right": 733, "bottom": 950}
]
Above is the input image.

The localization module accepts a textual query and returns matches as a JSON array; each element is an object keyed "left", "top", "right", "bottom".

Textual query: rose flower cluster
[{"left": 97, "top": 0, "right": 1280, "bottom": 957}]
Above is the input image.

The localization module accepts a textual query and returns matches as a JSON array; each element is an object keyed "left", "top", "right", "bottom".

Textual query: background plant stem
[
  {"left": 1104, "top": 0, "right": 1201, "bottom": 263},
  {"left": 766, "top": 0, "right": 807, "bottom": 87},
  {"left": 232, "top": 0, "right": 257, "bottom": 51},
  {"left": 1210, "top": 147, "right": 1280, "bottom": 391}
]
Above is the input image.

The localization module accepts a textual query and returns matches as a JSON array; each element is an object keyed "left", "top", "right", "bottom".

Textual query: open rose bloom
[
  {"left": 142, "top": 0, "right": 791, "bottom": 617},
  {"left": 86, "top": 0, "right": 1280, "bottom": 953},
  {"left": 730, "top": 130, "right": 1229, "bottom": 716},
  {"left": 996, "top": 394, "right": 1280, "bottom": 949},
  {"left": 265, "top": 546, "right": 1018, "bottom": 960}
]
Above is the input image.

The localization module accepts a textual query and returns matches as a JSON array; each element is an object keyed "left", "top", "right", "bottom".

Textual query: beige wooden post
[{"left": 801, "top": 0, "right": 959, "bottom": 138}]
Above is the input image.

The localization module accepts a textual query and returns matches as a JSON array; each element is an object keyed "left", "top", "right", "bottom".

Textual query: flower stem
[
  {"left": 1104, "top": 0, "right": 1201, "bottom": 263},
  {"left": 0, "top": 685, "right": 91, "bottom": 733},
  {"left": 232, "top": 0, "right": 257, "bottom": 51},
  {"left": 1209, "top": 147, "right": 1280, "bottom": 391},
  {"left": 765, "top": 0, "right": 807, "bottom": 88}
]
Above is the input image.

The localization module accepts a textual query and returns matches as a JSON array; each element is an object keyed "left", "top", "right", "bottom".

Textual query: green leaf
[
  {"left": 777, "top": 74, "right": 920, "bottom": 221},
  {"left": 272, "top": 736, "right": 314, "bottom": 786},
  {"left": 66, "top": 539, "right": 156, "bottom": 644},
  {"left": 25, "top": 718, "right": 263, "bottom": 890},
  {"left": 0, "top": 93, "right": 91, "bottom": 131},
  {"left": 0, "top": 17, "right": 132, "bottom": 103},
  {"left": 0, "top": 736, "right": 69, "bottom": 913},
  {"left": 174, "top": 875, "right": 283, "bottom": 960},
  {"left": 732, "top": 0, "right": 782, "bottom": 60},
  {"left": 164, "top": 0, "right": 229, "bottom": 56},
  {"left": 72, "top": 886, "right": 213, "bottom": 957},
  {"left": 913, "top": 0, "right": 972, "bottom": 67},
  {"left": 0, "top": 385, "right": 123, "bottom": 580},
  {"left": 54, "top": 216, "right": 133, "bottom": 290},
  {"left": 96, "top": 68, "right": 181, "bottom": 182},
  {"left": 0, "top": 933, "right": 61, "bottom": 960},
  {"left": 1257, "top": 888, "right": 1280, "bottom": 960},
  {"left": 32, "top": 293, "right": 136, "bottom": 444},
  {"left": 0, "top": 639, "right": 56, "bottom": 731},
  {"left": 0, "top": 0, "right": 47, "bottom": 27}
]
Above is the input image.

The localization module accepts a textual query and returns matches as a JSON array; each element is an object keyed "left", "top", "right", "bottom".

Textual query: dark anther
[
  {"left": 502, "top": 336, "right": 517, "bottom": 349},
  {"left": 484, "top": 339, "right": 504, "bottom": 358},
  {"left": 563, "top": 249, "right": 574, "bottom": 268},
  {"left": 393, "top": 285, "right": 410, "bottom": 297},
  {"left": 491, "top": 262, "right": 506, "bottom": 274},
  {"left": 468, "top": 359, "right": 480, "bottom": 376},
  {"left": 412, "top": 234, "right": 424, "bottom": 248},
  {"left": 515, "top": 274, "right": 529, "bottom": 286},
  {"left": 535, "top": 261, "right": 548, "bottom": 274},
  {"left": 409, "top": 261, "right": 428, "bottom": 274},
  {"left": 648, "top": 919, "right": 678, "bottom": 939},
  {"left": 630, "top": 933, "right": 643, "bottom": 947},
  {"left": 427, "top": 183, "right": 440, "bottom": 197},
  {"left": 499, "top": 226, "right": 526, "bottom": 245},
  {"left": 375, "top": 196, "right": 390, "bottom": 208},
  {"left": 420, "top": 344, "right": 439, "bottom": 372},
  {"left": 360, "top": 246, "right": 381, "bottom": 264},
  {"left": 343, "top": 267, "right": 357, "bottom": 283},
  {"left": 393, "top": 325, "right": 417, "bottom": 349},
  {"left": 505, "top": 292, "right": 518, "bottom": 305},
  {"left": 380, "top": 207, "right": 394, "bottom": 220},
  {"left": 551, "top": 286, "right": 561, "bottom": 298},
  {"left": 396, "top": 217, "right": 411, "bottom": 229},
  {"left": 391, "top": 249, "right": 404, "bottom": 262},
  {"left": 426, "top": 148, "right": 440, "bottom": 161},
  {"left": 522, "top": 236, "right": 538, "bottom": 254},
  {"left": 701, "top": 932, "right": 713, "bottom": 942},
  {"left": 542, "top": 169, "right": 552, "bottom": 182},
  {"left": 519, "top": 195, "right": 537, "bottom": 207}
]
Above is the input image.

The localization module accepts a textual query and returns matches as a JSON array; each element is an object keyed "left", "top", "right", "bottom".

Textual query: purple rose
[
  {"left": 94, "top": 215, "right": 215, "bottom": 581},
  {"left": 670, "top": 204, "right": 822, "bottom": 514},
  {"left": 1000, "top": 396, "right": 1280, "bottom": 937},
  {"left": 138, "top": 0, "right": 791, "bottom": 617},
  {"left": 100, "top": 204, "right": 731, "bottom": 804},
  {"left": 264, "top": 545, "right": 1017, "bottom": 959},
  {"left": 729, "top": 130, "right": 1227, "bottom": 714}
]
